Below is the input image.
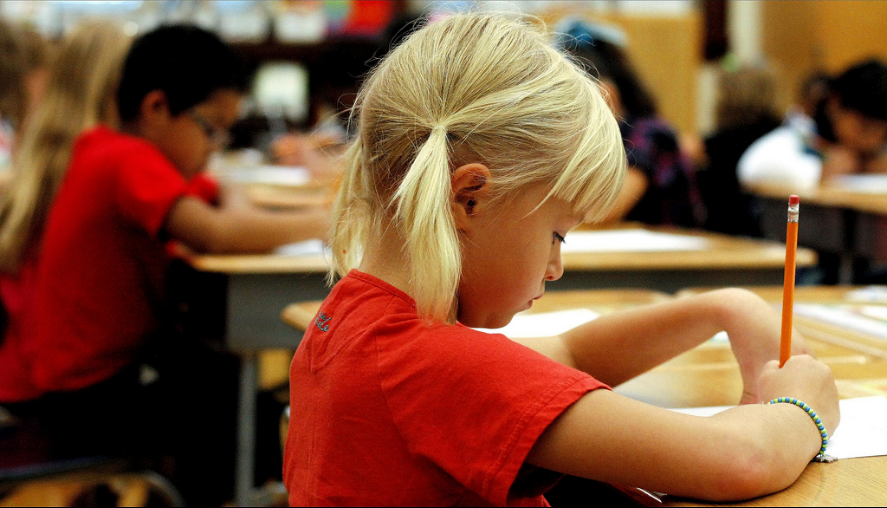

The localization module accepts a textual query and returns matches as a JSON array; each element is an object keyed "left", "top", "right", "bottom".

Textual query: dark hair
[
  {"left": 814, "top": 59, "right": 887, "bottom": 142},
  {"left": 557, "top": 19, "right": 657, "bottom": 119},
  {"left": 116, "top": 24, "right": 246, "bottom": 122},
  {"left": 833, "top": 59, "right": 887, "bottom": 120}
]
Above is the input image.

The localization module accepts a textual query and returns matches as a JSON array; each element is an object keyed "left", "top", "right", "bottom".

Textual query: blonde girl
[
  {"left": 0, "top": 19, "right": 50, "bottom": 175},
  {"left": 284, "top": 12, "right": 838, "bottom": 506},
  {"left": 0, "top": 20, "right": 131, "bottom": 403}
]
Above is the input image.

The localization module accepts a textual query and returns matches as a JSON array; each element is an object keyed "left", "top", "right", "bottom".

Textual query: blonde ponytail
[{"left": 393, "top": 126, "right": 460, "bottom": 321}]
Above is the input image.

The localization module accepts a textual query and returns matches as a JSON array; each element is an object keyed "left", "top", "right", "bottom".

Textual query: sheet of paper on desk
[
  {"left": 793, "top": 303, "right": 887, "bottom": 338},
  {"left": 832, "top": 174, "right": 887, "bottom": 193},
  {"left": 846, "top": 286, "right": 887, "bottom": 305},
  {"left": 228, "top": 165, "right": 311, "bottom": 187},
  {"left": 273, "top": 239, "right": 329, "bottom": 257},
  {"left": 560, "top": 230, "right": 710, "bottom": 253},
  {"left": 670, "top": 396, "right": 887, "bottom": 460},
  {"left": 473, "top": 309, "right": 600, "bottom": 338}
]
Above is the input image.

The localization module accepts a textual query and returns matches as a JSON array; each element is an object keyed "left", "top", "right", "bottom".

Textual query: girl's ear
[{"left": 451, "top": 163, "right": 492, "bottom": 231}]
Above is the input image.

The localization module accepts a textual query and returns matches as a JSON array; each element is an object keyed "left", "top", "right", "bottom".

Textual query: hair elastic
[{"left": 768, "top": 397, "right": 830, "bottom": 461}]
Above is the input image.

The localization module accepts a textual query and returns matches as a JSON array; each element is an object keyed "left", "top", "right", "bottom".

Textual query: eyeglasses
[{"left": 187, "top": 110, "right": 232, "bottom": 148}]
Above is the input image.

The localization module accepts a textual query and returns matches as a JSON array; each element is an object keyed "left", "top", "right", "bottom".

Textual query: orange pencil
[{"left": 780, "top": 195, "right": 800, "bottom": 368}]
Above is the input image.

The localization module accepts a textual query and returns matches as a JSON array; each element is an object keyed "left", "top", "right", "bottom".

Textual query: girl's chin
[{"left": 458, "top": 310, "right": 519, "bottom": 330}]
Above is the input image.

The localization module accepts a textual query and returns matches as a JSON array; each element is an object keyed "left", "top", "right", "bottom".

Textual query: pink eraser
[{"left": 789, "top": 195, "right": 800, "bottom": 205}]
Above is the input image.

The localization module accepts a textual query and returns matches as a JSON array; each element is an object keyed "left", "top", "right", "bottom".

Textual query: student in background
[
  {"left": 0, "top": 25, "right": 325, "bottom": 505},
  {"left": 557, "top": 18, "right": 705, "bottom": 228},
  {"left": 696, "top": 62, "right": 782, "bottom": 237},
  {"left": 284, "top": 13, "right": 839, "bottom": 506},
  {"left": 0, "top": 20, "right": 131, "bottom": 409},
  {"left": 0, "top": 18, "right": 50, "bottom": 177},
  {"left": 783, "top": 71, "right": 831, "bottom": 134},
  {"left": 739, "top": 59, "right": 887, "bottom": 190}
]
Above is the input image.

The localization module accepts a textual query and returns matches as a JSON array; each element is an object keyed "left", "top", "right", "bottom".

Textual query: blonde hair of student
[
  {"left": 715, "top": 65, "right": 779, "bottom": 130},
  {"left": 330, "top": 13, "right": 626, "bottom": 322},
  {"left": 0, "top": 20, "right": 131, "bottom": 273},
  {"left": 0, "top": 19, "right": 50, "bottom": 130}
]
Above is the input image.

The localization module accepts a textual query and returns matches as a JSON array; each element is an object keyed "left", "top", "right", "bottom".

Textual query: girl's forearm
[
  {"left": 527, "top": 390, "right": 824, "bottom": 501},
  {"left": 559, "top": 289, "right": 744, "bottom": 386}
]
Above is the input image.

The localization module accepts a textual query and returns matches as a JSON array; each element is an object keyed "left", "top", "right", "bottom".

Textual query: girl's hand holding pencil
[
  {"left": 758, "top": 355, "right": 841, "bottom": 444},
  {"left": 713, "top": 289, "right": 814, "bottom": 405}
]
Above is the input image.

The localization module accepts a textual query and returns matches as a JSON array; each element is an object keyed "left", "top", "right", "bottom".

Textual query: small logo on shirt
[{"left": 315, "top": 312, "right": 332, "bottom": 332}]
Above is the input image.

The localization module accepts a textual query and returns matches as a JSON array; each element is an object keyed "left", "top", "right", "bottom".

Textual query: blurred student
[
  {"left": 284, "top": 13, "right": 839, "bottom": 506},
  {"left": 269, "top": 12, "right": 425, "bottom": 182},
  {"left": 0, "top": 20, "right": 131, "bottom": 408},
  {"left": 739, "top": 59, "right": 887, "bottom": 190},
  {"left": 696, "top": 62, "right": 782, "bottom": 236},
  {"left": 0, "top": 24, "right": 326, "bottom": 505},
  {"left": 558, "top": 18, "right": 705, "bottom": 228},
  {"left": 0, "top": 19, "right": 50, "bottom": 176}
]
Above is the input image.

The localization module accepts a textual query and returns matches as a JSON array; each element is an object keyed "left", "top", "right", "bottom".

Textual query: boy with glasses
[{"left": 25, "top": 25, "right": 326, "bottom": 505}]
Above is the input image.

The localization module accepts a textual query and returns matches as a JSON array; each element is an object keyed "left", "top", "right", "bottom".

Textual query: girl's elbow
[{"left": 702, "top": 439, "right": 794, "bottom": 501}]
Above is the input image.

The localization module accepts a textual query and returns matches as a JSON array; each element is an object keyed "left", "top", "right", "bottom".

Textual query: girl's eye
[{"left": 553, "top": 232, "right": 566, "bottom": 244}]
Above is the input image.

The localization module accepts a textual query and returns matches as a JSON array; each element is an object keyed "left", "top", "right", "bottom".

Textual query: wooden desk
[
  {"left": 282, "top": 288, "right": 887, "bottom": 506},
  {"left": 631, "top": 334, "right": 887, "bottom": 503},
  {"left": 185, "top": 225, "right": 817, "bottom": 352},
  {"left": 677, "top": 286, "right": 887, "bottom": 362},
  {"left": 556, "top": 226, "right": 816, "bottom": 292},
  {"left": 748, "top": 182, "right": 887, "bottom": 283}
]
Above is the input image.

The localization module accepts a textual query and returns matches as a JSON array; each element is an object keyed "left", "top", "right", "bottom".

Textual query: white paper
[
  {"left": 473, "top": 308, "right": 600, "bottom": 338},
  {"left": 832, "top": 174, "right": 887, "bottom": 194},
  {"left": 273, "top": 239, "right": 328, "bottom": 257},
  {"left": 560, "top": 230, "right": 710, "bottom": 254},
  {"left": 846, "top": 286, "right": 887, "bottom": 305},
  {"left": 228, "top": 165, "right": 311, "bottom": 187},
  {"left": 670, "top": 396, "right": 887, "bottom": 460},
  {"left": 793, "top": 303, "right": 887, "bottom": 339}
]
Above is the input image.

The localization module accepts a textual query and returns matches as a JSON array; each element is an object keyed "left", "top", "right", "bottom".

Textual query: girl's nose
[{"left": 545, "top": 249, "right": 564, "bottom": 282}]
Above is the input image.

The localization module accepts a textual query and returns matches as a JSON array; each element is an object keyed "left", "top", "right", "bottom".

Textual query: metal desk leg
[{"left": 235, "top": 352, "right": 257, "bottom": 506}]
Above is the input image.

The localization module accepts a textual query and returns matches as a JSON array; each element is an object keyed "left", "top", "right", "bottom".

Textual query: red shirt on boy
[
  {"left": 28, "top": 126, "right": 190, "bottom": 393},
  {"left": 284, "top": 270, "right": 609, "bottom": 506}
]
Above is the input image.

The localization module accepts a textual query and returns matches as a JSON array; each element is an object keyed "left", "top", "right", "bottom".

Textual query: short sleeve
[
  {"left": 186, "top": 173, "right": 221, "bottom": 205},
  {"left": 375, "top": 325, "right": 608, "bottom": 506},
  {"left": 112, "top": 143, "right": 189, "bottom": 237}
]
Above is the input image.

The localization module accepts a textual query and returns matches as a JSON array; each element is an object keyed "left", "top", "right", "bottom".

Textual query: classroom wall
[
  {"left": 540, "top": 6, "right": 702, "bottom": 138},
  {"left": 761, "top": 0, "right": 887, "bottom": 115}
]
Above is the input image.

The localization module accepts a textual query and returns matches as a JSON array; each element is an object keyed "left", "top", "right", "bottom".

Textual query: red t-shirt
[
  {"left": 0, "top": 256, "right": 41, "bottom": 401},
  {"left": 284, "top": 270, "right": 608, "bottom": 506},
  {"left": 28, "top": 126, "right": 190, "bottom": 393}
]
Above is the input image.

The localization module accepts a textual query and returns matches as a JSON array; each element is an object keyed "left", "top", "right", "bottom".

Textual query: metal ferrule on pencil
[{"left": 787, "top": 203, "right": 799, "bottom": 223}]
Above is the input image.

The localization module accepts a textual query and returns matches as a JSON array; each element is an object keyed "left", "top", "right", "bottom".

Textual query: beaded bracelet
[{"left": 768, "top": 397, "right": 830, "bottom": 461}]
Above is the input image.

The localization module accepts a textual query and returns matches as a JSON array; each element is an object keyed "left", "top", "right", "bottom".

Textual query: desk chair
[{"left": 0, "top": 412, "right": 184, "bottom": 507}]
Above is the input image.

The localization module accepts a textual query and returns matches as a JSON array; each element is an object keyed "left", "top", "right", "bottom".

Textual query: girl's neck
[{"left": 357, "top": 221, "right": 413, "bottom": 297}]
